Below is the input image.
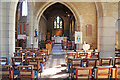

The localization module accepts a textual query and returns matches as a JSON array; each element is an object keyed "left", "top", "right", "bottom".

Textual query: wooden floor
[{"left": 40, "top": 44, "right": 69, "bottom": 79}]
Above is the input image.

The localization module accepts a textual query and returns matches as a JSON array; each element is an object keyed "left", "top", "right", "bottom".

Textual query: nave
[{"left": 1, "top": 1, "right": 120, "bottom": 80}]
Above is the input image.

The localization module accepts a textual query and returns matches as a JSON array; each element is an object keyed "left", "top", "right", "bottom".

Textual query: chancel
[{"left": 0, "top": 0, "right": 120, "bottom": 80}]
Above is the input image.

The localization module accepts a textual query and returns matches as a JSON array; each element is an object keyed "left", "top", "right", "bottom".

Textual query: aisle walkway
[
  {"left": 51, "top": 44, "right": 66, "bottom": 55},
  {"left": 40, "top": 44, "right": 69, "bottom": 79}
]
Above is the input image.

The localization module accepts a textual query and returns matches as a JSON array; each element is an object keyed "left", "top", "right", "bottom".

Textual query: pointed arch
[{"left": 36, "top": 2, "right": 81, "bottom": 27}]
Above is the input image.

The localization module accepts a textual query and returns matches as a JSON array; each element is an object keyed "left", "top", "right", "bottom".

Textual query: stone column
[
  {"left": 0, "top": 1, "right": 2, "bottom": 57},
  {"left": 26, "top": 3, "right": 34, "bottom": 48},
  {"left": 118, "top": 21, "right": 120, "bottom": 49},
  {"left": 98, "top": 3, "right": 117, "bottom": 58},
  {"left": 26, "top": 2, "right": 38, "bottom": 48},
  {"left": 118, "top": 2, "right": 120, "bottom": 49},
  {"left": 33, "top": 18, "right": 38, "bottom": 48},
  {"left": 0, "top": 2, "right": 18, "bottom": 59}
]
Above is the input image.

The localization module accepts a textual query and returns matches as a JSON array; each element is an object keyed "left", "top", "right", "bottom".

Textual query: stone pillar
[
  {"left": 0, "top": 2, "right": 18, "bottom": 59},
  {"left": 98, "top": 3, "right": 117, "bottom": 58},
  {"left": 26, "top": 2, "right": 38, "bottom": 48},
  {"left": 26, "top": 3, "right": 34, "bottom": 48},
  {"left": 118, "top": 2, "right": 120, "bottom": 49},
  {"left": 0, "top": 1, "right": 2, "bottom": 57},
  {"left": 118, "top": 21, "right": 120, "bottom": 49},
  {"left": 33, "top": 18, "right": 38, "bottom": 48}
]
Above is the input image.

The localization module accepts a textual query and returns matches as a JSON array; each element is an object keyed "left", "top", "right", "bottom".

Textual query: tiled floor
[{"left": 40, "top": 44, "right": 69, "bottom": 79}]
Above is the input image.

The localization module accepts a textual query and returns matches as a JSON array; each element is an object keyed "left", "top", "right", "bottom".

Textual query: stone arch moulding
[
  {"left": 36, "top": 2, "right": 81, "bottom": 28},
  {"left": 95, "top": 2, "right": 103, "bottom": 51}
]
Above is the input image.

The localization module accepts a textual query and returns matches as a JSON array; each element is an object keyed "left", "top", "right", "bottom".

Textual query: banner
[{"left": 75, "top": 31, "right": 82, "bottom": 44}]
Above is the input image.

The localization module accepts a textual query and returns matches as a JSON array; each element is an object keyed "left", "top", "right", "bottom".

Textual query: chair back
[
  {"left": 0, "top": 65, "right": 13, "bottom": 79},
  {"left": 115, "top": 65, "right": 120, "bottom": 79},
  {"left": 28, "top": 60, "right": 40, "bottom": 72},
  {"left": 0, "top": 57, "right": 9, "bottom": 65},
  {"left": 114, "top": 57, "right": 120, "bottom": 67},
  {"left": 96, "top": 65, "right": 113, "bottom": 79},
  {"left": 71, "top": 58, "right": 83, "bottom": 70},
  {"left": 12, "top": 57, "right": 23, "bottom": 70},
  {"left": 14, "top": 52, "right": 23, "bottom": 58},
  {"left": 75, "top": 67, "right": 93, "bottom": 79},
  {"left": 25, "top": 52, "right": 34, "bottom": 60},
  {"left": 86, "top": 58, "right": 98, "bottom": 68},
  {"left": 66, "top": 51, "right": 76, "bottom": 68},
  {"left": 91, "top": 52, "right": 99, "bottom": 59},
  {"left": 18, "top": 66, "right": 34, "bottom": 79},
  {"left": 77, "top": 52, "right": 88, "bottom": 58},
  {"left": 100, "top": 57, "right": 112, "bottom": 66}
]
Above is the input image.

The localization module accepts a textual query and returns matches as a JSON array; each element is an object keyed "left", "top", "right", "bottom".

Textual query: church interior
[{"left": 0, "top": 0, "right": 120, "bottom": 79}]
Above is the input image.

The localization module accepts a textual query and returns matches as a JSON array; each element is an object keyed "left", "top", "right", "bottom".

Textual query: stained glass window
[
  {"left": 22, "top": 0, "right": 28, "bottom": 16},
  {"left": 54, "top": 16, "right": 63, "bottom": 29},
  {"left": 54, "top": 21, "right": 56, "bottom": 28}
]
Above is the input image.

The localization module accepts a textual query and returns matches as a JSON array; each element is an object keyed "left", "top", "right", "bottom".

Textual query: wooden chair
[
  {"left": 0, "top": 57, "right": 9, "bottom": 65},
  {"left": 86, "top": 58, "right": 98, "bottom": 68},
  {"left": 25, "top": 52, "right": 34, "bottom": 60},
  {"left": 75, "top": 67, "right": 93, "bottom": 80},
  {"left": 18, "top": 66, "right": 35, "bottom": 79},
  {"left": 100, "top": 57, "right": 112, "bottom": 66},
  {"left": 39, "top": 49, "right": 49, "bottom": 61},
  {"left": 114, "top": 57, "right": 120, "bottom": 67},
  {"left": 115, "top": 49, "right": 120, "bottom": 57},
  {"left": 0, "top": 65, "right": 14, "bottom": 79},
  {"left": 35, "top": 52, "right": 46, "bottom": 64},
  {"left": 28, "top": 59, "right": 41, "bottom": 78},
  {"left": 91, "top": 52, "right": 99, "bottom": 59},
  {"left": 77, "top": 52, "right": 88, "bottom": 59},
  {"left": 22, "top": 49, "right": 27, "bottom": 53},
  {"left": 66, "top": 51, "right": 76, "bottom": 70},
  {"left": 115, "top": 65, "right": 120, "bottom": 79},
  {"left": 76, "top": 50, "right": 84, "bottom": 58},
  {"left": 115, "top": 52, "right": 120, "bottom": 57},
  {"left": 95, "top": 65, "right": 113, "bottom": 80},
  {"left": 14, "top": 52, "right": 23, "bottom": 57},
  {"left": 67, "top": 41, "right": 72, "bottom": 50},
  {"left": 12, "top": 57, "right": 23, "bottom": 70},
  {"left": 70, "top": 58, "right": 83, "bottom": 78}
]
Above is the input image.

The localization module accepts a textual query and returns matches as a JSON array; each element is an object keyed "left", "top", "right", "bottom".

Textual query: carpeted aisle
[
  {"left": 51, "top": 44, "right": 66, "bottom": 55},
  {"left": 40, "top": 44, "right": 69, "bottom": 79}
]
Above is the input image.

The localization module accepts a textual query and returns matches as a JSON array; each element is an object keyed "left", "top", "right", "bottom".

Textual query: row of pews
[
  {"left": 0, "top": 48, "right": 50, "bottom": 80},
  {"left": 65, "top": 50, "right": 120, "bottom": 79}
]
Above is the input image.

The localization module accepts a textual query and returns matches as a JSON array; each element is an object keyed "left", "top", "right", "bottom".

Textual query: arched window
[
  {"left": 54, "top": 16, "right": 63, "bottom": 29},
  {"left": 22, "top": 0, "right": 28, "bottom": 16}
]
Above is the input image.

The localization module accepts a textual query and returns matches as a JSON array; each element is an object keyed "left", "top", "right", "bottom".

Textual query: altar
[{"left": 52, "top": 37, "right": 67, "bottom": 43}]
